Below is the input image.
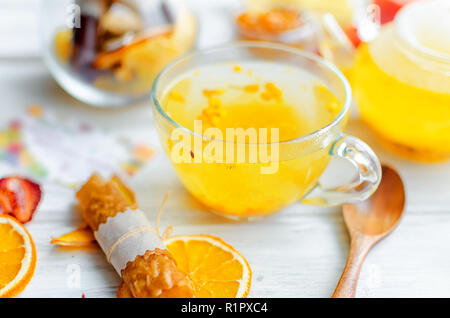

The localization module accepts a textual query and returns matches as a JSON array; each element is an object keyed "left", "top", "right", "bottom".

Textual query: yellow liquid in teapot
[{"left": 352, "top": 26, "right": 450, "bottom": 161}]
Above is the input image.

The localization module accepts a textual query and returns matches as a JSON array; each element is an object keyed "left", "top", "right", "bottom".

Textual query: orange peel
[{"left": 51, "top": 223, "right": 96, "bottom": 247}]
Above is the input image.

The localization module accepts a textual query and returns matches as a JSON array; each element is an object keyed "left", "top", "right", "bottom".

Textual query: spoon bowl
[{"left": 343, "top": 165, "right": 405, "bottom": 237}]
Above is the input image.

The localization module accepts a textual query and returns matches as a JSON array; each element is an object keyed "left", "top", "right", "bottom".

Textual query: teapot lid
[{"left": 395, "top": 0, "right": 450, "bottom": 63}]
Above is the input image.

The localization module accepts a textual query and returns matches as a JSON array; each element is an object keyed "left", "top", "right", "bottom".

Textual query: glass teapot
[{"left": 352, "top": 0, "right": 450, "bottom": 162}]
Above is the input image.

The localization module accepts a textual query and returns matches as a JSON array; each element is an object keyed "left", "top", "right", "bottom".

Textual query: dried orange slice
[
  {"left": 0, "top": 215, "right": 37, "bottom": 298},
  {"left": 164, "top": 235, "right": 251, "bottom": 298}
]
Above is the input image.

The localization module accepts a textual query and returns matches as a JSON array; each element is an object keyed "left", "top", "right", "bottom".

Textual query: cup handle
[{"left": 301, "top": 134, "right": 382, "bottom": 206}]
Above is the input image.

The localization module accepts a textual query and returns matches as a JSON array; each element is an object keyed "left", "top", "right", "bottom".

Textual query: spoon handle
[{"left": 332, "top": 235, "right": 374, "bottom": 298}]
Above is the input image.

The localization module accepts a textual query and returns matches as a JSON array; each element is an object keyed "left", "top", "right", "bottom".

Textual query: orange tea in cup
[{"left": 152, "top": 43, "right": 381, "bottom": 219}]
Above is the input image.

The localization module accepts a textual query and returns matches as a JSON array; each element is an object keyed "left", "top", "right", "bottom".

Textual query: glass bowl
[{"left": 40, "top": 0, "right": 197, "bottom": 107}]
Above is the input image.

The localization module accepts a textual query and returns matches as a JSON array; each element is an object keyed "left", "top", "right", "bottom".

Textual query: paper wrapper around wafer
[{"left": 94, "top": 209, "right": 165, "bottom": 274}]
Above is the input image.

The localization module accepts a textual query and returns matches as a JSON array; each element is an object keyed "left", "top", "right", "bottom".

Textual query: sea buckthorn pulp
[
  {"left": 243, "top": 0, "right": 356, "bottom": 28},
  {"left": 234, "top": 7, "right": 318, "bottom": 50},
  {"left": 352, "top": 0, "right": 450, "bottom": 161},
  {"left": 236, "top": 8, "right": 303, "bottom": 34},
  {"left": 158, "top": 62, "right": 343, "bottom": 218}
]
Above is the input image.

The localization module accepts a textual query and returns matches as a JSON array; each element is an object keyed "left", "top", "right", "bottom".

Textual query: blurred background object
[
  {"left": 244, "top": 0, "right": 358, "bottom": 28},
  {"left": 1, "top": 0, "right": 418, "bottom": 108},
  {"left": 373, "top": 0, "right": 419, "bottom": 24},
  {"left": 41, "top": 0, "right": 197, "bottom": 107},
  {"left": 242, "top": 0, "right": 418, "bottom": 43},
  {"left": 352, "top": 0, "right": 450, "bottom": 162},
  {"left": 235, "top": 6, "right": 319, "bottom": 51},
  {"left": 236, "top": 0, "right": 362, "bottom": 81}
]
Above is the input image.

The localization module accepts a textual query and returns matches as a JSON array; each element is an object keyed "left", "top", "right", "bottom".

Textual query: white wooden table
[{"left": 1, "top": 0, "right": 450, "bottom": 298}]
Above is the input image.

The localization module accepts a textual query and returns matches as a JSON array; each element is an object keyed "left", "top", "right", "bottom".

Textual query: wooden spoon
[{"left": 332, "top": 165, "right": 405, "bottom": 298}]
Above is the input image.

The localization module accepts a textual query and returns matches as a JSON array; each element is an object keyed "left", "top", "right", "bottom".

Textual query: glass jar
[
  {"left": 244, "top": 0, "right": 358, "bottom": 29},
  {"left": 235, "top": 6, "right": 319, "bottom": 52},
  {"left": 352, "top": 0, "right": 450, "bottom": 161},
  {"left": 40, "top": 0, "right": 197, "bottom": 107}
]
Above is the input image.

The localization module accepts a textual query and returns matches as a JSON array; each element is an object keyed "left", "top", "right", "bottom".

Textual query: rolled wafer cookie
[{"left": 76, "top": 174, "right": 194, "bottom": 298}]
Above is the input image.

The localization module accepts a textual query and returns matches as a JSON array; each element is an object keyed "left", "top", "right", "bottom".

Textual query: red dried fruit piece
[
  {"left": 0, "top": 177, "right": 42, "bottom": 223},
  {"left": 344, "top": 26, "right": 361, "bottom": 48},
  {"left": 374, "top": 0, "right": 418, "bottom": 24},
  {"left": 0, "top": 188, "right": 15, "bottom": 215}
]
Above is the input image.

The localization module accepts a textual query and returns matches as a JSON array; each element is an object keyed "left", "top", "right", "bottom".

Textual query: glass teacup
[{"left": 152, "top": 42, "right": 381, "bottom": 219}]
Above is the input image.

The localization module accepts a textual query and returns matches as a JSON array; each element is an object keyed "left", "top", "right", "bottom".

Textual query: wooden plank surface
[
  {"left": 0, "top": 0, "right": 449, "bottom": 298},
  {"left": 3, "top": 58, "right": 450, "bottom": 299}
]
